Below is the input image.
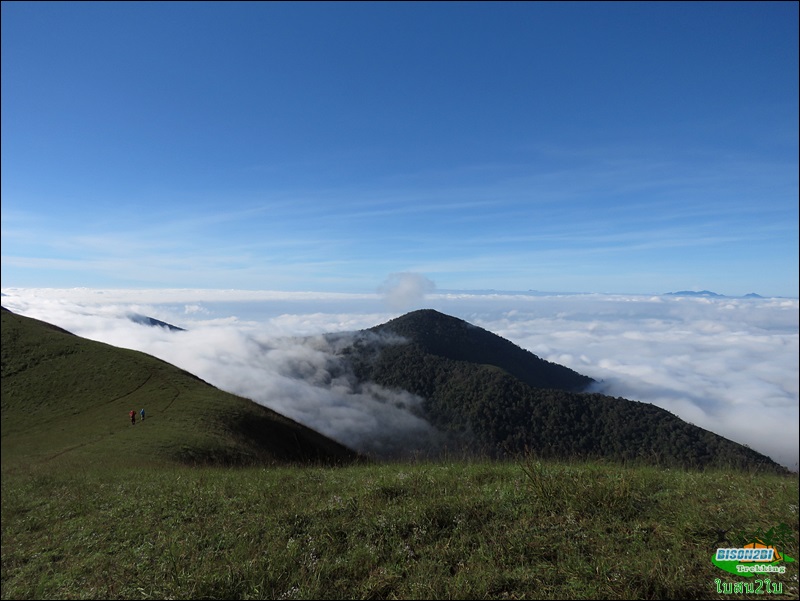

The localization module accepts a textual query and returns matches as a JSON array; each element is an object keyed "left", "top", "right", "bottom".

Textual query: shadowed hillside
[
  {"left": 343, "top": 309, "right": 786, "bottom": 472},
  {"left": 368, "top": 309, "right": 594, "bottom": 391},
  {"left": 1, "top": 307, "right": 362, "bottom": 469}
]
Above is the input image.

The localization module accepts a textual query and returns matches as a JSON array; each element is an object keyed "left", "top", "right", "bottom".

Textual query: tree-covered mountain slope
[{"left": 341, "top": 310, "right": 785, "bottom": 471}]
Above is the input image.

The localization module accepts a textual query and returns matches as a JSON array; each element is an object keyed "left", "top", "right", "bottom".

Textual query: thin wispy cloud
[{"left": 3, "top": 136, "right": 797, "bottom": 295}]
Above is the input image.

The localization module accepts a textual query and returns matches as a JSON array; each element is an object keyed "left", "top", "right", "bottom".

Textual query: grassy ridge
[
  {"left": 1, "top": 308, "right": 360, "bottom": 468},
  {"left": 2, "top": 456, "right": 797, "bottom": 599}
]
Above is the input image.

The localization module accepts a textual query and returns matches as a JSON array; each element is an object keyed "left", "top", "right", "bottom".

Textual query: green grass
[
  {"left": 2, "top": 308, "right": 798, "bottom": 599},
  {"left": 2, "top": 455, "right": 798, "bottom": 600}
]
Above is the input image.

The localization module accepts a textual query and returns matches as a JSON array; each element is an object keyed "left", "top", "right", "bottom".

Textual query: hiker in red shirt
[{"left": 130, "top": 410, "right": 136, "bottom": 425}]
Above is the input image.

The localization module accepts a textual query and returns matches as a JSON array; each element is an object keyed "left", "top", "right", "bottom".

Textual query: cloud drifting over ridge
[{"left": 1, "top": 288, "right": 797, "bottom": 468}]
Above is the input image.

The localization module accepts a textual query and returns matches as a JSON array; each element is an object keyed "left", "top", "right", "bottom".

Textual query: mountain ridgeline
[
  {"left": 338, "top": 309, "right": 784, "bottom": 471},
  {"left": 368, "top": 310, "right": 594, "bottom": 392}
]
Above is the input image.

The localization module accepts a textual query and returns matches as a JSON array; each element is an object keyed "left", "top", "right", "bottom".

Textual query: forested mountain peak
[
  {"left": 347, "top": 309, "right": 785, "bottom": 471},
  {"left": 369, "top": 309, "right": 594, "bottom": 392}
]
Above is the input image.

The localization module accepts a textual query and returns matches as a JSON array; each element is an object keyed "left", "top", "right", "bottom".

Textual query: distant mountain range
[
  {"left": 664, "top": 290, "right": 724, "bottom": 297},
  {"left": 438, "top": 289, "right": 769, "bottom": 298},
  {"left": 663, "top": 290, "right": 764, "bottom": 298}
]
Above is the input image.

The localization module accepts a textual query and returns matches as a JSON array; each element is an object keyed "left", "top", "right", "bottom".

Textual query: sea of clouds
[{"left": 2, "top": 281, "right": 797, "bottom": 469}]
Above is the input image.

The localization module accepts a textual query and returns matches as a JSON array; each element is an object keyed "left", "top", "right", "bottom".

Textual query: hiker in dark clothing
[
  {"left": 130, "top": 410, "right": 136, "bottom": 425},
  {"left": 140, "top": 408, "right": 145, "bottom": 421}
]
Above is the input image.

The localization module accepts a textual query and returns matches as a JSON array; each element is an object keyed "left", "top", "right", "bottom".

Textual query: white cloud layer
[{"left": 2, "top": 288, "right": 797, "bottom": 469}]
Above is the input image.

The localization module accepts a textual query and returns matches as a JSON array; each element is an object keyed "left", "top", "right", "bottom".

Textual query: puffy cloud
[{"left": 378, "top": 272, "right": 436, "bottom": 311}]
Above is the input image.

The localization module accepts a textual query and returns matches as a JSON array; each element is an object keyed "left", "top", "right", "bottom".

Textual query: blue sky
[{"left": 2, "top": 2, "right": 798, "bottom": 296}]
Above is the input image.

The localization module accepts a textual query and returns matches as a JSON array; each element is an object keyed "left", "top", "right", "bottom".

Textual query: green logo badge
[{"left": 712, "top": 523, "right": 796, "bottom": 577}]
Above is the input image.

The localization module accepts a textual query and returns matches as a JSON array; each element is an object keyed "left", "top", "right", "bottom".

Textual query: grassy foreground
[{"left": 2, "top": 456, "right": 797, "bottom": 600}]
